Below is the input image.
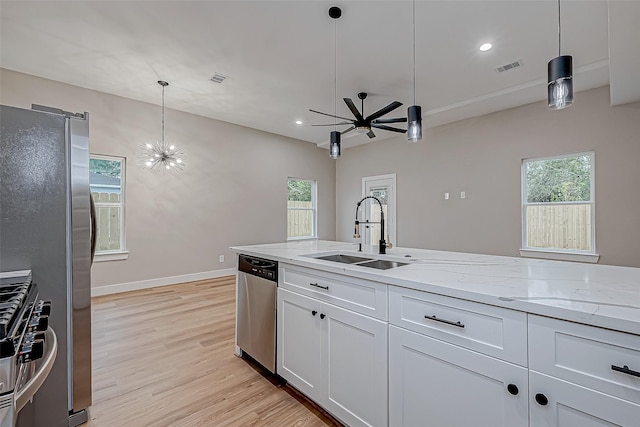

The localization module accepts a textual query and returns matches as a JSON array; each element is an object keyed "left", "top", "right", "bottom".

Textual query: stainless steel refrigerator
[{"left": 0, "top": 104, "right": 93, "bottom": 426}]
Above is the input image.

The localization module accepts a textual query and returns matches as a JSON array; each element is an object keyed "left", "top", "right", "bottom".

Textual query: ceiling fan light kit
[{"left": 548, "top": 0, "right": 573, "bottom": 110}]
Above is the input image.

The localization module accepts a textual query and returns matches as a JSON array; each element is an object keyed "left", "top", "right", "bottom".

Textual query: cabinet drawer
[
  {"left": 279, "top": 264, "right": 387, "bottom": 321},
  {"left": 389, "top": 285, "right": 527, "bottom": 366},
  {"left": 529, "top": 314, "right": 640, "bottom": 404}
]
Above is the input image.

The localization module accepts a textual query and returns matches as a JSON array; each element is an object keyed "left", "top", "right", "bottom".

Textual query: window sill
[
  {"left": 519, "top": 249, "right": 599, "bottom": 264},
  {"left": 94, "top": 251, "right": 129, "bottom": 262},
  {"left": 287, "top": 237, "right": 318, "bottom": 242}
]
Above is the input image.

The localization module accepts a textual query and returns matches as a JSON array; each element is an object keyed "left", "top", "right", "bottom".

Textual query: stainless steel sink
[
  {"left": 314, "top": 254, "right": 374, "bottom": 264},
  {"left": 356, "top": 259, "right": 409, "bottom": 270}
]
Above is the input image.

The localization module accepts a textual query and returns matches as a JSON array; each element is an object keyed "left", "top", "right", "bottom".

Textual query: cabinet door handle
[
  {"left": 320, "top": 313, "right": 326, "bottom": 319},
  {"left": 534, "top": 393, "right": 548, "bottom": 406},
  {"left": 311, "top": 310, "right": 317, "bottom": 316},
  {"left": 506, "top": 384, "right": 519, "bottom": 396},
  {"left": 424, "top": 315, "right": 465, "bottom": 328},
  {"left": 611, "top": 364, "right": 640, "bottom": 377},
  {"left": 309, "top": 282, "right": 329, "bottom": 290}
]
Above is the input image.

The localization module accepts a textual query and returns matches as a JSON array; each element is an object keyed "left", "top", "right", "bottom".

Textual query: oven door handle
[{"left": 15, "top": 328, "right": 58, "bottom": 413}]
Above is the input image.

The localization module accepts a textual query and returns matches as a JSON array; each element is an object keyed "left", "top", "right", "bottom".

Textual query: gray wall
[
  {"left": 0, "top": 68, "right": 336, "bottom": 289},
  {"left": 336, "top": 86, "right": 640, "bottom": 268}
]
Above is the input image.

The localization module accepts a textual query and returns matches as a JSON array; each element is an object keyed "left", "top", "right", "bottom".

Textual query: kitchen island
[{"left": 231, "top": 240, "right": 640, "bottom": 427}]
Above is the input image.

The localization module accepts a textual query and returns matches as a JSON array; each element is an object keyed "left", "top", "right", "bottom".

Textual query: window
[
  {"left": 287, "top": 178, "right": 317, "bottom": 240},
  {"left": 90, "top": 155, "right": 127, "bottom": 260},
  {"left": 521, "top": 152, "right": 597, "bottom": 262}
]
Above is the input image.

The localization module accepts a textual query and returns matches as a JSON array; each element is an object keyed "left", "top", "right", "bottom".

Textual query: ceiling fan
[{"left": 310, "top": 92, "right": 407, "bottom": 139}]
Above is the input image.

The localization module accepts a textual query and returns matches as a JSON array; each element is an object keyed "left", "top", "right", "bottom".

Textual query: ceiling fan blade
[
  {"left": 311, "top": 121, "right": 354, "bottom": 126},
  {"left": 343, "top": 98, "right": 365, "bottom": 122},
  {"left": 367, "top": 129, "right": 376, "bottom": 139},
  {"left": 371, "top": 123, "right": 407, "bottom": 133},
  {"left": 309, "top": 109, "right": 353, "bottom": 122},
  {"left": 365, "top": 101, "right": 403, "bottom": 122},
  {"left": 341, "top": 125, "right": 356, "bottom": 135},
  {"left": 372, "top": 117, "right": 407, "bottom": 124}
]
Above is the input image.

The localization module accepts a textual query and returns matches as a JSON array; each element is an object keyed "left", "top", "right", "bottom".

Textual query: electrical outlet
[
  {"left": 444, "top": 192, "right": 449, "bottom": 200},
  {"left": 460, "top": 191, "right": 466, "bottom": 199},
  {"left": 219, "top": 255, "right": 225, "bottom": 263}
]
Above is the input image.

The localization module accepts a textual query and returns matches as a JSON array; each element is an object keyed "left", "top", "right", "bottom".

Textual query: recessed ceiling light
[
  {"left": 479, "top": 43, "right": 493, "bottom": 52},
  {"left": 295, "top": 120, "right": 303, "bottom": 125}
]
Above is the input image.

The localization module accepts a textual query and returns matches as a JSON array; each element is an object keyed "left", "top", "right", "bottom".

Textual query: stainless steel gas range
[{"left": 0, "top": 271, "right": 56, "bottom": 427}]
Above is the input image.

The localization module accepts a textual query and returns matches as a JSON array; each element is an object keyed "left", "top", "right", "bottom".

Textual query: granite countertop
[{"left": 230, "top": 240, "right": 640, "bottom": 335}]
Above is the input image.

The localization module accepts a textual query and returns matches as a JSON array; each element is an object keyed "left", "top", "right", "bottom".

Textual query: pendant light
[
  {"left": 137, "top": 80, "right": 185, "bottom": 172},
  {"left": 329, "top": 6, "right": 341, "bottom": 159},
  {"left": 407, "top": 0, "right": 422, "bottom": 142},
  {"left": 548, "top": 0, "right": 573, "bottom": 110}
]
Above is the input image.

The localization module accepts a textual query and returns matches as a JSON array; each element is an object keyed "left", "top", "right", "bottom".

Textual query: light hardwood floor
[{"left": 87, "top": 276, "right": 342, "bottom": 427}]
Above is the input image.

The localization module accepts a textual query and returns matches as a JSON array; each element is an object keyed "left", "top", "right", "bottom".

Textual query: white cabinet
[
  {"left": 528, "top": 315, "right": 640, "bottom": 426},
  {"left": 529, "top": 371, "right": 640, "bottom": 427},
  {"left": 388, "top": 325, "right": 528, "bottom": 427},
  {"left": 278, "top": 283, "right": 388, "bottom": 427}
]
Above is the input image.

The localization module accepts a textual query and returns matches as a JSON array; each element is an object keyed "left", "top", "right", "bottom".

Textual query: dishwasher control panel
[{"left": 238, "top": 255, "right": 278, "bottom": 282}]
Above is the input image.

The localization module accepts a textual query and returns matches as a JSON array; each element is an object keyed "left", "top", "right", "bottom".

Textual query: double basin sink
[{"left": 304, "top": 253, "right": 409, "bottom": 270}]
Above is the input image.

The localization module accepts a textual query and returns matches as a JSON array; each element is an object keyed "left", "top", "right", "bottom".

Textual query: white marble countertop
[{"left": 230, "top": 240, "right": 640, "bottom": 335}]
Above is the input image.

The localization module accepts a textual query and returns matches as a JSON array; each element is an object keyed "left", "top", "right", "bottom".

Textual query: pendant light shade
[
  {"left": 407, "top": 105, "right": 422, "bottom": 143},
  {"left": 407, "top": 0, "right": 422, "bottom": 142},
  {"left": 548, "top": 0, "right": 573, "bottom": 110},
  {"left": 329, "top": 130, "right": 341, "bottom": 159},
  {"left": 548, "top": 55, "right": 573, "bottom": 110},
  {"left": 328, "top": 7, "right": 341, "bottom": 159}
]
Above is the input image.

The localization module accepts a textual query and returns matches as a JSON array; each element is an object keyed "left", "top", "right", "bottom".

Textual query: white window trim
[
  {"left": 94, "top": 251, "right": 130, "bottom": 262},
  {"left": 287, "top": 178, "right": 318, "bottom": 240},
  {"left": 90, "top": 154, "right": 127, "bottom": 258},
  {"left": 521, "top": 151, "right": 597, "bottom": 263}
]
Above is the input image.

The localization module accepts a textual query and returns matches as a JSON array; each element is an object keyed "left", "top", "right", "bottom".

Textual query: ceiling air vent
[
  {"left": 495, "top": 60, "right": 523, "bottom": 73},
  {"left": 209, "top": 72, "right": 228, "bottom": 83}
]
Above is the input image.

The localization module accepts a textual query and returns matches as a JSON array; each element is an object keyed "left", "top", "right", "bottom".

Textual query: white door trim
[{"left": 362, "top": 174, "right": 397, "bottom": 247}]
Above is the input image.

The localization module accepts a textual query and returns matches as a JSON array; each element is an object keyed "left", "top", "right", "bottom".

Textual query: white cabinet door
[
  {"left": 389, "top": 325, "right": 528, "bottom": 427},
  {"left": 277, "top": 288, "right": 323, "bottom": 401},
  {"left": 324, "top": 303, "right": 388, "bottom": 427},
  {"left": 530, "top": 371, "right": 640, "bottom": 427}
]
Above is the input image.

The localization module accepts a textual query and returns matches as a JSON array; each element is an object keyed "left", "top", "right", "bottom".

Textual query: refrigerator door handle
[{"left": 90, "top": 194, "right": 97, "bottom": 265}]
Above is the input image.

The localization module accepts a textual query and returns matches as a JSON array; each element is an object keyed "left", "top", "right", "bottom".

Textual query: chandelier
[{"left": 138, "top": 80, "right": 185, "bottom": 171}]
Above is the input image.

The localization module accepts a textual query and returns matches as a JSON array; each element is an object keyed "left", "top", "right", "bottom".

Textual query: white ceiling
[{"left": 1, "top": 1, "right": 639, "bottom": 150}]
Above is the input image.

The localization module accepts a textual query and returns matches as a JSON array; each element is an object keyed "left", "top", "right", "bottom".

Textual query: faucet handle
[{"left": 386, "top": 240, "right": 393, "bottom": 249}]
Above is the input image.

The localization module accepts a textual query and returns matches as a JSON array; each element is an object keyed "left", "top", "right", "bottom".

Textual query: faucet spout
[{"left": 354, "top": 196, "right": 387, "bottom": 254}]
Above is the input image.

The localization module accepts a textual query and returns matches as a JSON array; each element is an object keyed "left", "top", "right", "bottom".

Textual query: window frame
[
  {"left": 90, "top": 154, "right": 128, "bottom": 261},
  {"left": 287, "top": 177, "right": 318, "bottom": 241},
  {"left": 520, "top": 151, "right": 598, "bottom": 263}
]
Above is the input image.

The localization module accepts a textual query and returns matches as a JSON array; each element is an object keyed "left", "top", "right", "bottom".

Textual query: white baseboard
[{"left": 91, "top": 268, "right": 237, "bottom": 297}]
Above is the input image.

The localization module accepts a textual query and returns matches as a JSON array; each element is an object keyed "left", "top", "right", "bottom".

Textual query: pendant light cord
[
  {"left": 161, "top": 84, "right": 166, "bottom": 144},
  {"left": 557, "top": 0, "right": 561, "bottom": 57},
  {"left": 334, "top": 15, "right": 337, "bottom": 131},
  {"left": 413, "top": 0, "right": 416, "bottom": 105}
]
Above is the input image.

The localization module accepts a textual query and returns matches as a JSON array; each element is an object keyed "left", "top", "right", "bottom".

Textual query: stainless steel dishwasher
[{"left": 236, "top": 254, "right": 278, "bottom": 373}]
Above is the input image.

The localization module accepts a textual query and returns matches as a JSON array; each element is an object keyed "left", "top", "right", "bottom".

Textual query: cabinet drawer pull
[
  {"left": 309, "top": 282, "right": 329, "bottom": 290},
  {"left": 611, "top": 364, "right": 640, "bottom": 377},
  {"left": 311, "top": 310, "right": 317, "bottom": 316},
  {"left": 320, "top": 313, "right": 326, "bottom": 320},
  {"left": 506, "top": 384, "right": 519, "bottom": 396},
  {"left": 424, "top": 315, "right": 465, "bottom": 328}
]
